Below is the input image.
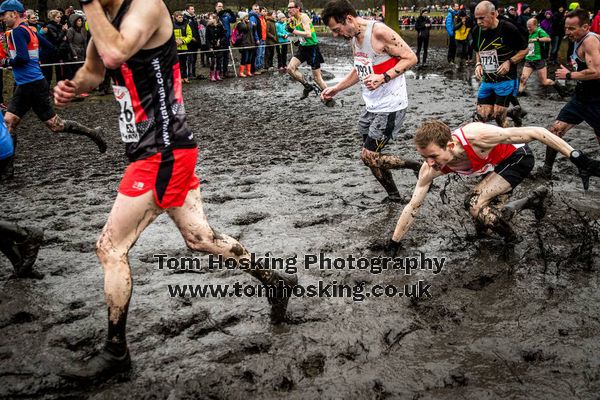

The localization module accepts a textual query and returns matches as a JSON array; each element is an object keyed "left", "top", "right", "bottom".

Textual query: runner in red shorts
[{"left": 53, "top": 0, "right": 297, "bottom": 381}]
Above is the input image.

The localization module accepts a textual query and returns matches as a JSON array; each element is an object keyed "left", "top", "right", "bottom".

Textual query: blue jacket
[
  {"left": 276, "top": 21, "right": 289, "bottom": 43},
  {"left": 218, "top": 9, "right": 236, "bottom": 42},
  {"left": 7, "top": 23, "right": 52, "bottom": 85},
  {"left": 0, "top": 112, "right": 13, "bottom": 161},
  {"left": 446, "top": 9, "right": 458, "bottom": 36},
  {"left": 249, "top": 11, "right": 261, "bottom": 43}
]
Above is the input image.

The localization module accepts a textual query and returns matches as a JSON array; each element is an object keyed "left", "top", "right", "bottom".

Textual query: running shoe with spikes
[{"left": 59, "top": 346, "right": 131, "bottom": 382}]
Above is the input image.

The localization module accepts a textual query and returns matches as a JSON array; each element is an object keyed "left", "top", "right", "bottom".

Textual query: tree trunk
[{"left": 384, "top": 0, "right": 399, "bottom": 33}]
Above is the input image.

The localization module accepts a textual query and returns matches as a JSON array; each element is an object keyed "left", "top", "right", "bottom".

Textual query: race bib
[
  {"left": 527, "top": 42, "right": 535, "bottom": 56},
  {"left": 354, "top": 56, "right": 374, "bottom": 82},
  {"left": 113, "top": 85, "right": 140, "bottom": 143},
  {"left": 479, "top": 49, "right": 499, "bottom": 73}
]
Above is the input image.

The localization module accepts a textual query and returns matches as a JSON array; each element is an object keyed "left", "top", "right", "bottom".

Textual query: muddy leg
[
  {"left": 44, "top": 115, "right": 107, "bottom": 153},
  {"left": 97, "top": 191, "right": 162, "bottom": 352},
  {"left": 465, "top": 173, "right": 517, "bottom": 242},
  {"left": 539, "top": 120, "right": 575, "bottom": 177},
  {"left": 361, "top": 147, "right": 401, "bottom": 200},
  {"left": 167, "top": 188, "right": 297, "bottom": 323},
  {"left": 475, "top": 104, "right": 494, "bottom": 122}
]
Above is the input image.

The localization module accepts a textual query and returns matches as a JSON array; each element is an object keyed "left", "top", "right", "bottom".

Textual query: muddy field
[{"left": 1, "top": 38, "right": 599, "bottom": 399}]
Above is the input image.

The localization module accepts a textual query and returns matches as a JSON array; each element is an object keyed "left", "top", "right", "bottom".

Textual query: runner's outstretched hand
[
  {"left": 321, "top": 86, "right": 338, "bottom": 101},
  {"left": 54, "top": 80, "right": 78, "bottom": 108},
  {"left": 570, "top": 150, "right": 600, "bottom": 190}
]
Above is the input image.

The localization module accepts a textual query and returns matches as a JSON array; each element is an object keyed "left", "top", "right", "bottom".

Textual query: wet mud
[{"left": 0, "top": 38, "right": 599, "bottom": 399}]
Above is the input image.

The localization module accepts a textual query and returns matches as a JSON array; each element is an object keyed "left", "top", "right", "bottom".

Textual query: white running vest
[{"left": 352, "top": 20, "right": 408, "bottom": 113}]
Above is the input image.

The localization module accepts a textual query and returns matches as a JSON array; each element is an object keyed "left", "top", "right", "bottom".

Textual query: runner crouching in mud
[
  {"left": 53, "top": 0, "right": 297, "bottom": 382},
  {"left": 321, "top": 0, "right": 421, "bottom": 203},
  {"left": 387, "top": 120, "right": 600, "bottom": 255}
]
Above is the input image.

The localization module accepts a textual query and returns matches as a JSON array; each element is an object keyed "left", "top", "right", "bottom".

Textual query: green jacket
[{"left": 174, "top": 22, "right": 193, "bottom": 51}]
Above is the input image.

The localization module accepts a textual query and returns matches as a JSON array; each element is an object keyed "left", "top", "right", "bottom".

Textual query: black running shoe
[
  {"left": 13, "top": 228, "right": 43, "bottom": 278},
  {"left": 381, "top": 192, "right": 404, "bottom": 204},
  {"left": 299, "top": 84, "right": 314, "bottom": 100},
  {"left": 267, "top": 273, "right": 298, "bottom": 324},
  {"left": 89, "top": 128, "right": 107, "bottom": 153},
  {"left": 527, "top": 186, "right": 549, "bottom": 220},
  {"left": 60, "top": 347, "right": 131, "bottom": 382},
  {"left": 509, "top": 106, "right": 524, "bottom": 127},
  {"left": 553, "top": 82, "right": 569, "bottom": 98}
]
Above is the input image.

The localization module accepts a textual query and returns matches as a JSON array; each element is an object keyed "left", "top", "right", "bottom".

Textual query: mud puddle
[{"left": 0, "top": 38, "right": 598, "bottom": 399}]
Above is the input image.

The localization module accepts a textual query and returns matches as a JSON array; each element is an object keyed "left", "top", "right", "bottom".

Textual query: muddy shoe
[
  {"left": 299, "top": 84, "right": 314, "bottom": 100},
  {"left": 88, "top": 128, "right": 107, "bottom": 153},
  {"left": 267, "top": 272, "right": 298, "bottom": 324},
  {"left": 553, "top": 82, "right": 569, "bottom": 98},
  {"left": 526, "top": 186, "right": 550, "bottom": 220},
  {"left": 12, "top": 227, "right": 44, "bottom": 278},
  {"left": 381, "top": 192, "right": 404, "bottom": 204},
  {"left": 60, "top": 346, "right": 131, "bottom": 382},
  {"left": 508, "top": 106, "right": 524, "bottom": 127}
]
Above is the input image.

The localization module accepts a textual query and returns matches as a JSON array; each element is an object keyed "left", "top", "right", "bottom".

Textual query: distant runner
[{"left": 321, "top": 0, "right": 421, "bottom": 202}]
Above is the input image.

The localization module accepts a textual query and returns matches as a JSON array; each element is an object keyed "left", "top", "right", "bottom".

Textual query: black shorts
[
  {"left": 556, "top": 95, "right": 600, "bottom": 136},
  {"left": 296, "top": 45, "right": 324, "bottom": 70},
  {"left": 494, "top": 145, "right": 535, "bottom": 188},
  {"left": 8, "top": 79, "right": 55, "bottom": 122},
  {"left": 359, "top": 109, "right": 406, "bottom": 152},
  {"left": 524, "top": 59, "right": 546, "bottom": 70}
]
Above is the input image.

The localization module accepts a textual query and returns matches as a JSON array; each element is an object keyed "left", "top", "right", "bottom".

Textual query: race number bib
[
  {"left": 479, "top": 49, "right": 499, "bottom": 73},
  {"left": 113, "top": 85, "right": 140, "bottom": 143},
  {"left": 354, "top": 56, "right": 374, "bottom": 82},
  {"left": 527, "top": 42, "right": 535, "bottom": 56}
]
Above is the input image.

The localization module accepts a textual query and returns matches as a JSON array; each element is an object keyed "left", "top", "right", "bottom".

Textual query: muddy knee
[
  {"left": 96, "top": 235, "right": 127, "bottom": 267},
  {"left": 360, "top": 148, "right": 379, "bottom": 167}
]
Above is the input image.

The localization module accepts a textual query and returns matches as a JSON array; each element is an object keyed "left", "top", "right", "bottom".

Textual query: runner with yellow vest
[{"left": 286, "top": 0, "right": 333, "bottom": 106}]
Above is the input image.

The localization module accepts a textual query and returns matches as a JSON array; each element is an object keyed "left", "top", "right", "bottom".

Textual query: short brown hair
[
  {"left": 414, "top": 120, "right": 452, "bottom": 149},
  {"left": 565, "top": 8, "right": 590, "bottom": 26}
]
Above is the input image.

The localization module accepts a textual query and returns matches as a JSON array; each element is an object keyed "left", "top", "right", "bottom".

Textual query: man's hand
[
  {"left": 54, "top": 79, "right": 78, "bottom": 108},
  {"left": 555, "top": 64, "right": 570, "bottom": 80},
  {"left": 363, "top": 74, "right": 385, "bottom": 91},
  {"left": 475, "top": 64, "right": 483, "bottom": 80},
  {"left": 570, "top": 150, "right": 600, "bottom": 190},
  {"left": 496, "top": 60, "right": 511, "bottom": 75},
  {"left": 386, "top": 239, "right": 402, "bottom": 257},
  {"left": 321, "top": 85, "right": 339, "bottom": 101}
]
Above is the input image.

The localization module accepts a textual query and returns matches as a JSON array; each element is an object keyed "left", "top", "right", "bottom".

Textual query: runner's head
[
  {"left": 287, "top": 1, "right": 301, "bottom": 18},
  {"left": 0, "top": 0, "right": 25, "bottom": 29},
  {"left": 414, "top": 120, "right": 456, "bottom": 171},
  {"left": 565, "top": 8, "right": 590, "bottom": 42},
  {"left": 322, "top": 0, "right": 358, "bottom": 40},
  {"left": 526, "top": 17, "right": 538, "bottom": 34},
  {"left": 474, "top": 1, "right": 497, "bottom": 30}
]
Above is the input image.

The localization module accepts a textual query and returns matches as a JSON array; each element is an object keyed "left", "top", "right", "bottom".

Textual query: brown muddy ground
[{"left": 0, "top": 38, "right": 599, "bottom": 399}]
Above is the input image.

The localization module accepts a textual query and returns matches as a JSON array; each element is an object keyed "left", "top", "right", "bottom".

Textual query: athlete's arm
[
  {"left": 7, "top": 28, "right": 32, "bottom": 67},
  {"left": 391, "top": 163, "right": 440, "bottom": 242},
  {"left": 54, "top": 39, "right": 105, "bottom": 106},
  {"left": 292, "top": 13, "right": 312, "bottom": 38},
  {"left": 557, "top": 36, "right": 600, "bottom": 81},
  {"left": 467, "top": 122, "right": 573, "bottom": 156},
  {"left": 321, "top": 69, "right": 359, "bottom": 100},
  {"left": 364, "top": 24, "right": 417, "bottom": 90},
  {"left": 81, "top": 0, "right": 163, "bottom": 69},
  {"left": 496, "top": 48, "right": 528, "bottom": 75}
]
